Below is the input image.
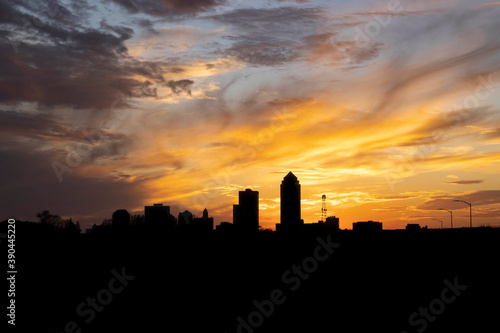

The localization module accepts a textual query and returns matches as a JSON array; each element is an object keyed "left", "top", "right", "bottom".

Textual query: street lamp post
[
  {"left": 439, "top": 208, "right": 453, "bottom": 229},
  {"left": 432, "top": 219, "right": 443, "bottom": 229},
  {"left": 453, "top": 200, "right": 472, "bottom": 228}
]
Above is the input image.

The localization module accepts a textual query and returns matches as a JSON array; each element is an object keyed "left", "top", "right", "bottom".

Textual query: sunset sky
[{"left": 1, "top": 0, "right": 499, "bottom": 230}]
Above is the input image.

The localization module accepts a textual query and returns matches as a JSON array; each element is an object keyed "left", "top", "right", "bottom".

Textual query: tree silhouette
[
  {"left": 36, "top": 211, "right": 81, "bottom": 232},
  {"left": 64, "top": 218, "right": 81, "bottom": 234},
  {"left": 131, "top": 214, "right": 145, "bottom": 225},
  {"left": 37, "top": 210, "right": 58, "bottom": 224},
  {"left": 36, "top": 210, "right": 64, "bottom": 228},
  {"left": 101, "top": 218, "right": 112, "bottom": 226}
]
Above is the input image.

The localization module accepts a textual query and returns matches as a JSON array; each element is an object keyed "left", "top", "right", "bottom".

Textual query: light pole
[
  {"left": 432, "top": 219, "right": 443, "bottom": 229},
  {"left": 438, "top": 208, "right": 453, "bottom": 229},
  {"left": 453, "top": 200, "right": 472, "bottom": 228}
]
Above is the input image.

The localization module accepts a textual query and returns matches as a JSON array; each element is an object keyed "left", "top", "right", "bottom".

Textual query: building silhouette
[
  {"left": 279, "top": 172, "right": 302, "bottom": 229},
  {"left": 234, "top": 189, "right": 259, "bottom": 232},
  {"left": 405, "top": 223, "right": 422, "bottom": 231},
  {"left": 178, "top": 210, "right": 193, "bottom": 228},
  {"left": 145, "top": 203, "right": 176, "bottom": 228},
  {"left": 216, "top": 222, "right": 234, "bottom": 232},
  {"left": 303, "top": 216, "right": 340, "bottom": 233},
  {"left": 112, "top": 209, "right": 130, "bottom": 228},
  {"left": 191, "top": 208, "right": 214, "bottom": 232},
  {"left": 233, "top": 204, "right": 239, "bottom": 225},
  {"left": 325, "top": 216, "right": 340, "bottom": 230},
  {"left": 353, "top": 220, "right": 382, "bottom": 232}
]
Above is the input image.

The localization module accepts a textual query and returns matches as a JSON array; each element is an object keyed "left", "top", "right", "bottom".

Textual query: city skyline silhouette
[
  {"left": 1, "top": 0, "right": 500, "bottom": 332},
  {"left": 2, "top": 195, "right": 499, "bottom": 333},
  {"left": 4, "top": 170, "right": 493, "bottom": 232}
]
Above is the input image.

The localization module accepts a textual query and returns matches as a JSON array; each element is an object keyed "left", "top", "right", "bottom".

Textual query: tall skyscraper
[
  {"left": 280, "top": 171, "right": 302, "bottom": 227},
  {"left": 234, "top": 189, "right": 259, "bottom": 232}
]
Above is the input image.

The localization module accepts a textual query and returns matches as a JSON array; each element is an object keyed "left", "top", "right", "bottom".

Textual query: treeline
[{"left": 33, "top": 210, "right": 81, "bottom": 234}]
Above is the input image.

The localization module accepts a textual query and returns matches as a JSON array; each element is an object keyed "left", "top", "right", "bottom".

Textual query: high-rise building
[
  {"left": 145, "top": 203, "right": 176, "bottom": 227},
  {"left": 280, "top": 171, "right": 302, "bottom": 227},
  {"left": 233, "top": 205, "right": 239, "bottom": 224},
  {"left": 234, "top": 189, "right": 259, "bottom": 232}
]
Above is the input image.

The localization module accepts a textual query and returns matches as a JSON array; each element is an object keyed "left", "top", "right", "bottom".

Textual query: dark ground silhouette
[{"left": 3, "top": 220, "right": 499, "bottom": 333}]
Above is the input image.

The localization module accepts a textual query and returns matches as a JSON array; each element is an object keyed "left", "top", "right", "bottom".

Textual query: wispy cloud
[
  {"left": 443, "top": 180, "right": 484, "bottom": 185},
  {"left": 418, "top": 190, "right": 500, "bottom": 211}
]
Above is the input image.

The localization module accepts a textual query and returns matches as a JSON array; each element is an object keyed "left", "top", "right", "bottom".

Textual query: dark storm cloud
[
  {"left": 0, "top": 147, "right": 148, "bottom": 225},
  {"left": 167, "top": 79, "right": 194, "bottom": 95},
  {"left": 108, "top": 0, "right": 224, "bottom": 16},
  {"left": 0, "top": 1, "right": 172, "bottom": 110},
  {"left": 0, "top": 110, "right": 133, "bottom": 169},
  {"left": 0, "top": 110, "right": 84, "bottom": 143},
  {"left": 0, "top": 1, "right": 17, "bottom": 24},
  {"left": 301, "top": 32, "right": 336, "bottom": 48},
  {"left": 214, "top": 7, "right": 322, "bottom": 66},
  {"left": 215, "top": 7, "right": 321, "bottom": 33},
  {"left": 118, "top": 174, "right": 132, "bottom": 178},
  {"left": 301, "top": 33, "right": 383, "bottom": 65},
  {"left": 0, "top": 43, "right": 161, "bottom": 109},
  {"left": 134, "top": 18, "right": 158, "bottom": 35},
  {"left": 3, "top": 0, "right": 76, "bottom": 25},
  {"left": 226, "top": 38, "right": 301, "bottom": 66},
  {"left": 213, "top": 6, "right": 384, "bottom": 67},
  {"left": 0, "top": 110, "right": 61, "bottom": 134}
]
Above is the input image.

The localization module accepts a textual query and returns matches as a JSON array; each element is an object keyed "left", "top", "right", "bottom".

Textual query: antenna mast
[{"left": 321, "top": 194, "right": 327, "bottom": 222}]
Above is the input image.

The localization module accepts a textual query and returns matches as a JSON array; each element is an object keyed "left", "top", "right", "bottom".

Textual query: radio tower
[{"left": 321, "top": 194, "right": 327, "bottom": 222}]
